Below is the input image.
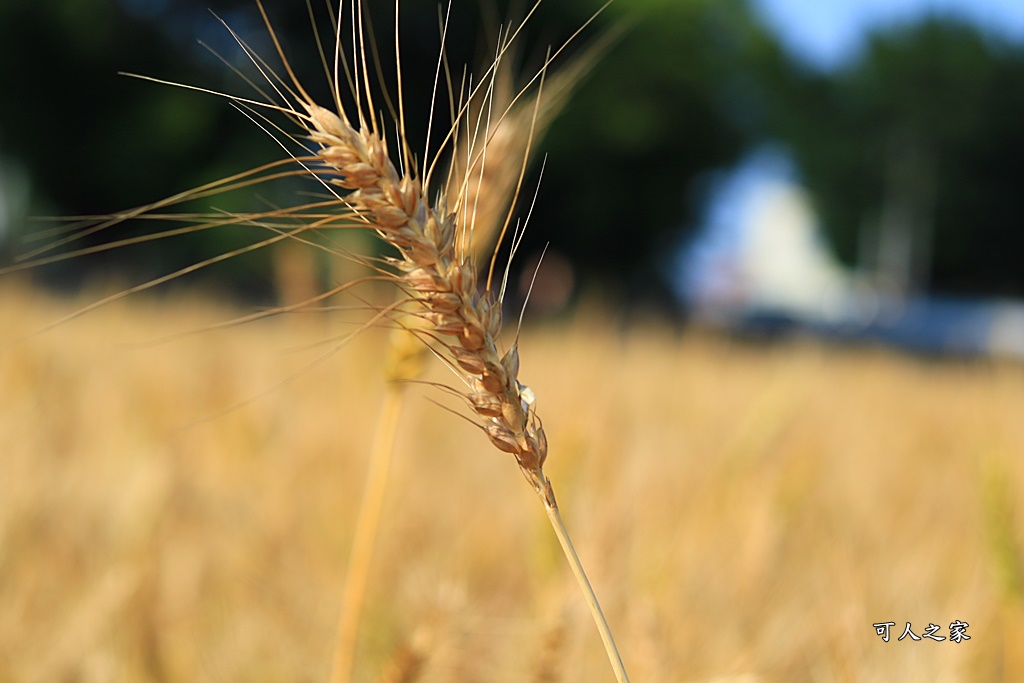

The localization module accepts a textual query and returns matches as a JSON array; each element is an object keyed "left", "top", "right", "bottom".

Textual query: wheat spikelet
[{"left": 301, "top": 97, "right": 551, "bottom": 493}]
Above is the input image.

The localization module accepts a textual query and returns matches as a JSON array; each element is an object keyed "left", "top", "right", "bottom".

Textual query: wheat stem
[
  {"left": 330, "top": 383, "right": 406, "bottom": 683},
  {"left": 538, "top": 481, "right": 631, "bottom": 683}
]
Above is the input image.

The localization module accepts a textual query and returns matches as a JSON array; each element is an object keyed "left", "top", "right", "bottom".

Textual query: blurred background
[
  {"left": 3, "top": 0, "right": 1024, "bottom": 355},
  {"left": 3, "top": 3, "right": 1024, "bottom": 682}
]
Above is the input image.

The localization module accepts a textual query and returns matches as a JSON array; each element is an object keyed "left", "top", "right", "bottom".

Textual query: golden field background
[{"left": 2, "top": 284, "right": 1023, "bottom": 682}]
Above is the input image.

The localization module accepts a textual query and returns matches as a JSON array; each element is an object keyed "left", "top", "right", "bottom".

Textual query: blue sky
[{"left": 751, "top": 0, "right": 1024, "bottom": 70}]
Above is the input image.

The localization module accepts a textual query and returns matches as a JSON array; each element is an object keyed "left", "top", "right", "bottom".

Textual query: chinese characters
[{"left": 872, "top": 621, "right": 970, "bottom": 643}]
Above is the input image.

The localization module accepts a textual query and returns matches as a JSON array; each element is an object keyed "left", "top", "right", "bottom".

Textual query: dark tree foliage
[
  {"left": 0, "top": 0, "right": 287, "bottom": 293},
  {"left": 3, "top": 1, "right": 1021, "bottom": 300},
  {"left": 756, "top": 18, "right": 1024, "bottom": 296}
]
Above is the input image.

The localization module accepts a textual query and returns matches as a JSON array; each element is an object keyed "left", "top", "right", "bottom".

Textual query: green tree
[{"left": 759, "top": 18, "right": 1024, "bottom": 296}]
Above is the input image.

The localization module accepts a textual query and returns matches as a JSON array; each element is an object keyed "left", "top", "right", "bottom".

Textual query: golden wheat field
[{"left": 1, "top": 283, "right": 1022, "bottom": 682}]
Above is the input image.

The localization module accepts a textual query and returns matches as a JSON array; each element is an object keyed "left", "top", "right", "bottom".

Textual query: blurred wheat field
[{"left": 2, "top": 284, "right": 1023, "bottom": 683}]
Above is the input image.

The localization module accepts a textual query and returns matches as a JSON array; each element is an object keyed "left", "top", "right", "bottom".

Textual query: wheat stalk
[
  {"left": 330, "top": 42, "right": 601, "bottom": 683},
  {"left": 249, "top": 2, "right": 631, "bottom": 679}
]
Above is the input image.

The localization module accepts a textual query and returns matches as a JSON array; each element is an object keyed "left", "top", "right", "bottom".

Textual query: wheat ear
[{"left": 303, "top": 95, "right": 554, "bottom": 485}]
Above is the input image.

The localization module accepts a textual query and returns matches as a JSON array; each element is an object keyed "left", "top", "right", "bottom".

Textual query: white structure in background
[
  {"left": 738, "top": 180, "right": 851, "bottom": 321},
  {"left": 679, "top": 147, "right": 856, "bottom": 324},
  {"left": 677, "top": 147, "right": 1024, "bottom": 358}
]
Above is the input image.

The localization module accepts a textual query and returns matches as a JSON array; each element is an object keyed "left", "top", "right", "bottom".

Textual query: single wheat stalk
[
  {"left": 305, "top": 70, "right": 636, "bottom": 683},
  {"left": 330, "top": 35, "right": 610, "bottom": 683},
  {"left": 330, "top": 377, "right": 406, "bottom": 683},
  {"left": 244, "top": 2, "right": 630, "bottom": 678}
]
